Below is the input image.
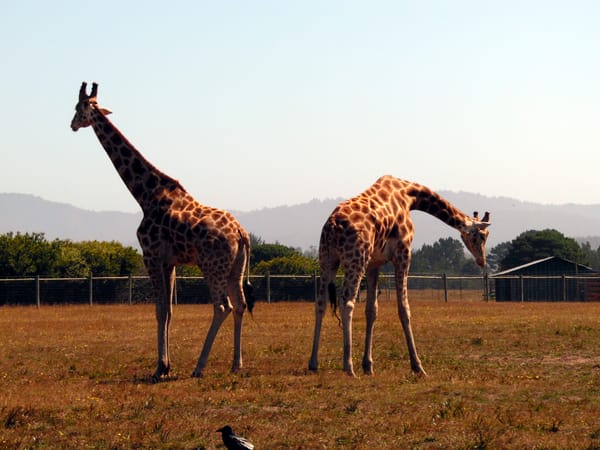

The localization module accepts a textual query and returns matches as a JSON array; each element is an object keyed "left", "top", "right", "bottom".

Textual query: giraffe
[
  {"left": 308, "top": 175, "right": 491, "bottom": 377},
  {"left": 70, "top": 82, "right": 254, "bottom": 381}
]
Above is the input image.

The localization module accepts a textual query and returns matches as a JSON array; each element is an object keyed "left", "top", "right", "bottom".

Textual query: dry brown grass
[{"left": 2, "top": 294, "right": 600, "bottom": 449}]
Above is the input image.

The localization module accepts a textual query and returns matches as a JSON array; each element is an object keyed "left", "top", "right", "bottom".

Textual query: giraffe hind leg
[
  {"left": 228, "top": 240, "right": 250, "bottom": 372},
  {"left": 362, "top": 267, "right": 379, "bottom": 375},
  {"left": 192, "top": 297, "right": 232, "bottom": 377},
  {"left": 308, "top": 261, "right": 338, "bottom": 372},
  {"left": 308, "top": 279, "right": 330, "bottom": 372},
  {"left": 229, "top": 281, "right": 246, "bottom": 373}
]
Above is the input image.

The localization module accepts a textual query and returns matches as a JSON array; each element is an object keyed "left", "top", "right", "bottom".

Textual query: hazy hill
[
  {"left": 1, "top": 192, "right": 599, "bottom": 252},
  {"left": 0, "top": 194, "right": 142, "bottom": 249},
  {"left": 235, "top": 193, "right": 600, "bottom": 251}
]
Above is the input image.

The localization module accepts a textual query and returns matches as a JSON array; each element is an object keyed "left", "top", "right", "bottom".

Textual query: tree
[
  {"left": 499, "top": 229, "right": 585, "bottom": 271},
  {"left": 410, "top": 237, "right": 479, "bottom": 275},
  {"left": 487, "top": 241, "right": 511, "bottom": 273},
  {"left": 0, "top": 233, "right": 143, "bottom": 277},
  {"left": 176, "top": 265, "right": 202, "bottom": 277},
  {"left": 250, "top": 243, "right": 301, "bottom": 266},
  {"left": 77, "top": 241, "right": 142, "bottom": 276},
  {"left": 249, "top": 233, "right": 265, "bottom": 248},
  {"left": 253, "top": 254, "right": 318, "bottom": 275},
  {"left": 0, "top": 232, "right": 60, "bottom": 276},
  {"left": 55, "top": 242, "right": 89, "bottom": 277},
  {"left": 576, "top": 241, "right": 600, "bottom": 271}
]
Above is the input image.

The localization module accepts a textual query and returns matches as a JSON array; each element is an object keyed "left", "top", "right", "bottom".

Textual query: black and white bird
[{"left": 217, "top": 425, "right": 254, "bottom": 450}]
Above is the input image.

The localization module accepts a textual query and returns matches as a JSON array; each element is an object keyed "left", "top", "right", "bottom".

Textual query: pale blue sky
[{"left": 1, "top": 1, "right": 598, "bottom": 213}]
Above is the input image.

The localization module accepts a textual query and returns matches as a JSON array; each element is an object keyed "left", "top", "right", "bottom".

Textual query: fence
[
  {"left": 492, "top": 274, "right": 600, "bottom": 302},
  {"left": 1, "top": 273, "right": 599, "bottom": 307}
]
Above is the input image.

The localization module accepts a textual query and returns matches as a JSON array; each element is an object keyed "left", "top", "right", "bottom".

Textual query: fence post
[
  {"left": 483, "top": 273, "right": 489, "bottom": 302},
  {"left": 173, "top": 275, "right": 178, "bottom": 306},
  {"left": 89, "top": 272, "right": 93, "bottom": 306},
  {"left": 442, "top": 273, "right": 448, "bottom": 303},
  {"left": 266, "top": 272, "right": 271, "bottom": 304},
  {"left": 128, "top": 274, "right": 133, "bottom": 305},
  {"left": 562, "top": 275, "right": 567, "bottom": 302},
  {"left": 519, "top": 275, "right": 524, "bottom": 302},
  {"left": 36, "top": 275, "right": 40, "bottom": 308}
]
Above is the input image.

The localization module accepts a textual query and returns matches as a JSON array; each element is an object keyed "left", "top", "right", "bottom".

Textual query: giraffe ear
[{"left": 98, "top": 107, "right": 112, "bottom": 116}]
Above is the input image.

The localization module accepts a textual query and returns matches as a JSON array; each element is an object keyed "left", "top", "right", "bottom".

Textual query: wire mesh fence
[{"left": 1, "top": 273, "right": 599, "bottom": 307}]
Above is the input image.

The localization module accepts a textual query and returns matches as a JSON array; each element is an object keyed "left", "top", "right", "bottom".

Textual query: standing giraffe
[
  {"left": 71, "top": 82, "right": 254, "bottom": 381},
  {"left": 308, "top": 175, "right": 491, "bottom": 377}
]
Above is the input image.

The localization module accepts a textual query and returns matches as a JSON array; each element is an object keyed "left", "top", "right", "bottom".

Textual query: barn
[{"left": 492, "top": 256, "right": 600, "bottom": 302}]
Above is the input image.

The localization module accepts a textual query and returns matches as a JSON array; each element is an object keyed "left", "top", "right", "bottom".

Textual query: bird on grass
[{"left": 217, "top": 425, "right": 254, "bottom": 450}]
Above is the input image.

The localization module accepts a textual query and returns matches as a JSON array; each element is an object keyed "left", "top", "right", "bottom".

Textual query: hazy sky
[{"left": 1, "top": 1, "right": 599, "bottom": 213}]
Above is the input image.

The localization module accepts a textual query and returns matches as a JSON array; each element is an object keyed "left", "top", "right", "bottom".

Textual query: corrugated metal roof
[{"left": 492, "top": 256, "right": 596, "bottom": 277}]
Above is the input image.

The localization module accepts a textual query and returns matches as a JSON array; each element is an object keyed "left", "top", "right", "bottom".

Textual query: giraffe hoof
[
  {"left": 362, "top": 361, "right": 374, "bottom": 375},
  {"left": 412, "top": 368, "right": 428, "bottom": 378},
  {"left": 151, "top": 364, "right": 170, "bottom": 383},
  {"left": 151, "top": 372, "right": 168, "bottom": 383}
]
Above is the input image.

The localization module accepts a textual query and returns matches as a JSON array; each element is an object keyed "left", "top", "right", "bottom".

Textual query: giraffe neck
[
  {"left": 405, "top": 183, "right": 470, "bottom": 231},
  {"left": 89, "top": 107, "right": 184, "bottom": 210}
]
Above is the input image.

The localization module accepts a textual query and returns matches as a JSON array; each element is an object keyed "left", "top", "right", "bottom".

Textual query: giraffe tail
[
  {"left": 244, "top": 281, "right": 255, "bottom": 314},
  {"left": 328, "top": 281, "right": 342, "bottom": 328},
  {"left": 242, "top": 233, "right": 255, "bottom": 314},
  {"left": 328, "top": 282, "right": 337, "bottom": 312}
]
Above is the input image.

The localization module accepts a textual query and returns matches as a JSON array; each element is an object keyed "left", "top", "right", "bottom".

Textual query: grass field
[{"left": 2, "top": 295, "right": 600, "bottom": 449}]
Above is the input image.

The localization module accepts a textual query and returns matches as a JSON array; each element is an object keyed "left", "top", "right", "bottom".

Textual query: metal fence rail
[
  {"left": 1, "top": 273, "right": 600, "bottom": 307},
  {"left": 492, "top": 274, "right": 600, "bottom": 302}
]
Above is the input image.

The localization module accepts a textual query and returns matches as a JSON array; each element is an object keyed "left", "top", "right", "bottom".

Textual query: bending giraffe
[
  {"left": 308, "top": 175, "right": 491, "bottom": 377},
  {"left": 71, "top": 82, "right": 254, "bottom": 381}
]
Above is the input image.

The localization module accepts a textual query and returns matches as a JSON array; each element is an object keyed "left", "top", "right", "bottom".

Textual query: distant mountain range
[{"left": 1, "top": 192, "right": 599, "bottom": 251}]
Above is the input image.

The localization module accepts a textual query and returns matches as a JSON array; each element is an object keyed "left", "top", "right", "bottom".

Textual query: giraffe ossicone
[
  {"left": 71, "top": 82, "right": 254, "bottom": 382},
  {"left": 308, "top": 175, "right": 491, "bottom": 377}
]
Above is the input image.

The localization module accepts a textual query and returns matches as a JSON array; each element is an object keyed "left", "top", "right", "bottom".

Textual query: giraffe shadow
[
  {"left": 140, "top": 374, "right": 180, "bottom": 385},
  {"left": 88, "top": 373, "right": 180, "bottom": 385}
]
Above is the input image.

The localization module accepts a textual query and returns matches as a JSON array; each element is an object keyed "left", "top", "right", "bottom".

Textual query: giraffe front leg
[
  {"left": 192, "top": 300, "right": 231, "bottom": 377},
  {"left": 153, "top": 299, "right": 172, "bottom": 382},
  {"left": 150, "top": 266, "right": 175, "bottom": 383},
  {"left": 395, "top": 270, "right": 427, "bottom": 377}
]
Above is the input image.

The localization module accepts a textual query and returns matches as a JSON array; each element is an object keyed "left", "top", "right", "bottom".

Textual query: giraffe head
[
  {"left": 459, "top": 211, "right": 491, "bottom": 268},
  {"left": 70, "top": 82, "right": 112, "bottom": 131}
]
